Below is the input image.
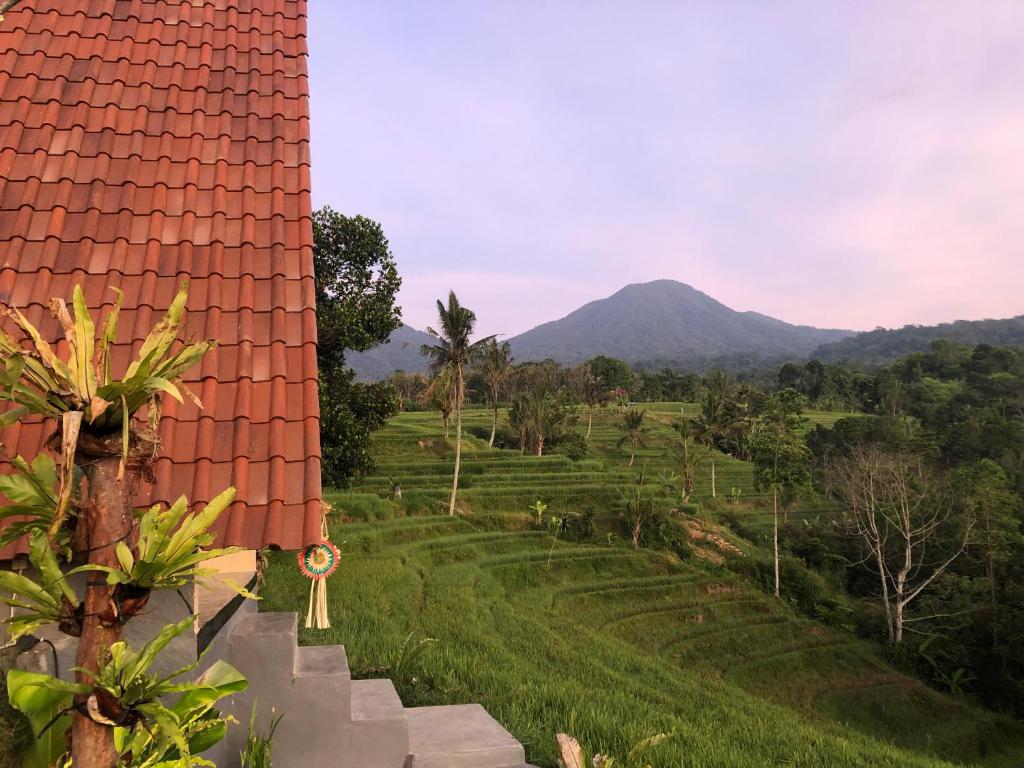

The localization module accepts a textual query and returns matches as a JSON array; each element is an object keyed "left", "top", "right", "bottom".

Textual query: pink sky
[{"left": 308, "top": 2, "right": 1024, "bottom": 338}]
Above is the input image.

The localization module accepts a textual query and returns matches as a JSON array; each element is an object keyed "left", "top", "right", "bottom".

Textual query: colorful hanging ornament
[{"left": 297, "top": 502, "right": 337, "bottom": 629}]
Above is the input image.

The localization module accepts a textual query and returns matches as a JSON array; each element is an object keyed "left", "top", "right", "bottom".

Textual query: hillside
[
  {"left": 261, "top": 407, "right": 1024, "bottom": 768},
  {"left": 811, "top": 315, "right": 1024, "bottom": 364},
  {"left": 507, "top": 280, "right": 852, "bottom": 365}
]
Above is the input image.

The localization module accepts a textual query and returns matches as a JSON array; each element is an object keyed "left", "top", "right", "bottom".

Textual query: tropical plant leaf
[{"left": 7, "top": 669, "right": 85, "bottom": 768}]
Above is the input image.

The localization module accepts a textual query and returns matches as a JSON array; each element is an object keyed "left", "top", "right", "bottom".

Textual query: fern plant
[
  {"left": 0, "top": 453, "right": 64, "bottom": 550},
  {"left": 0, "top": 530, "right": 89, "bottom": 639},
  {"left": 75, "top": 488, "right": 257, "bottom": 627},
  {"left": 0, "top": 282, "right": 211, "bottom": 430},
  {"left": 92, "top": 489, "right": 257, "bottom": 616},
  {"left": 0, "top": 281, "right": 246, "bottom": 766},
  {"left": 7, "top": 617, "right": 246, "bottom": 768},
  {"left": 0, "top": 281, "right": 214, "bottom": 534}
]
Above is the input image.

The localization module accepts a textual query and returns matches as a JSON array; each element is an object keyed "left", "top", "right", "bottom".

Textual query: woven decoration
[
  {"left": 298, "top": 540, "right": 340, "bottom": 579},
  {"left": 298, "top": 503, "right": 338, "bottom": 629}
]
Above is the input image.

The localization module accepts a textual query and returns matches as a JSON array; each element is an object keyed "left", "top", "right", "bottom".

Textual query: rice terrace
[{"left": 261, "top": 404, "right": 1024, "bottom": 768}]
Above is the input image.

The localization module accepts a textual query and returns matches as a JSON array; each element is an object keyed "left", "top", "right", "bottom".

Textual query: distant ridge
[
  {"left": 811, "top": 315, "right": 1024, "bottom": 364},
  {"left": 344, "top": 280, "right": 1024, "bottom": 381},
  {"left": 346, "top": 280, "right": 853, "bottom": 379},
  {"left": 346, "top": 324, "right": 434, "bottom": 380}
]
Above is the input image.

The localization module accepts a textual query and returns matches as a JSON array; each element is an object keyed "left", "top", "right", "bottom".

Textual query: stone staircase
[{"left": 206, "top": 610, "right": 534, "bottom": 768}]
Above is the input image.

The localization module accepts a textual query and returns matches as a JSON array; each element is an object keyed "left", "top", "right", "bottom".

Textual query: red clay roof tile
[{"left": 0, "top": 0, "right": 320, "bottom": 557}]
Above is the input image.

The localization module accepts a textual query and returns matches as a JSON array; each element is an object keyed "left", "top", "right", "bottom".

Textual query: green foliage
[
  {"left": 551, "top": 430, "right": 589, "bottom": 461},
  {"left": 116, "top": 660, "right": 248, "bottom": 768},
  {"left": 0, "top": 281, "right": 212, "bottom": 431},
  {"left": 6, "top": 668, "right": 76, "bottom": 768},
  {"left": 0, "top": 281, "right": 243, "bottom": 766},
  {"left": 93, "top": 489, "right": 255, "bottom": 601},
  {"left": 812, "top": 318, "right": 1024, "bottom": 366},
  {"left": 509, "top": 388, "right": 575, "bottom": 455},
  {"left": 328, "top": 490, "right": 396, "bottom": 521},
  {"left": 0, "top": 453, "right": 63, "bottom": 550},
  {"left": 8, "top": 618, "right": 246, "bottom": 768},
  {"left": 319, "top": 367, "right": 399, "bottom": 487},
  {"left": 420, "top": 292, "right": 495, "bottom": 412},
  {"left": 586, "top": 356, "right": 635, "bottom": 393},
  {"left": 313, "top": 207, "right": 403, "bottom": 487},
  {"left": 0, "top": 530, "right": 86, "bottom": 640},
  {"left": 239, "top": 704, "right": 282, "bottom": 768},
  {"left": 312, "top": 207, "right": 402, "bottom": 362},
  {"left": 0, "top": 674, "right": 31, "bottom": 768}
]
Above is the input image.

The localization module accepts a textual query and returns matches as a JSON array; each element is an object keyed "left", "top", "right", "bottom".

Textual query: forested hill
[
  {"left": 811, "top": 315, "right": 1024, "bottom": 365},
  {"left": 508, "top": 280, "right": 852, "bottom": 365},
  {"left": 346, "top": 323, "right": 434, "bottom": 380}
]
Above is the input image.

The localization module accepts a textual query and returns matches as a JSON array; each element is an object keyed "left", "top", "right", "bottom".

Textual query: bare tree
[{"left": 825, "top": 446, "right": 974, "bottom": 643}]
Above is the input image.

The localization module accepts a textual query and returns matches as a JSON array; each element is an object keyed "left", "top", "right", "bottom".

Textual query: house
[{"left": 0, "top": 3, "right": 531, "bottom": 766}]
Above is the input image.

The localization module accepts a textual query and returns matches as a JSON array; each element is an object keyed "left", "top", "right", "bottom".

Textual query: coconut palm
[
  {"left": 617, "top": 408, "right": 649, "bottom": 467},
  {"left": 423, "top": 367, "right": 453, "bottom": 438},
  {"left": 671, "top": 417, "right": 700, "bottom": 503},
  {"left": 691, "top": 371, "right": 746, "bottom": 498},
  {"left": 478, "top": 339, "right": 513, "bottom": 446},
  {"left": 420, "top": 291, "right": 494, "bottom": 515}
]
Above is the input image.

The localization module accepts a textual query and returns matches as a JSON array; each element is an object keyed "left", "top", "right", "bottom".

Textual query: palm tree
[
  {"left": 692, "top": 371, "right": 745, "bottom": 498},
  {"left": 421, "top": 291, "right": 494, "bottom": 515},
  {"left": 671, "top": 416, "right": 700, "bottom": 503},
  {"left": 478, "top": 339, "right": 513, "bottom": 447},
  {"left": 423, "top": 368, "right": 453, "bottom": 438},
  {"left": 617, "top": 408, "right": 649, "bottom": 467},
  {"left": 509, "top": 388, "right": 571, "bottom": 456}
]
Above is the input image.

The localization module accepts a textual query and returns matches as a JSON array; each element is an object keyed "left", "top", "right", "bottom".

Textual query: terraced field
[
  {"left": 359, "top": 406, "right": 763, "bottom": 514},
  {"left": 261, "top": 407, "right": 1024, "bottom": 766}
]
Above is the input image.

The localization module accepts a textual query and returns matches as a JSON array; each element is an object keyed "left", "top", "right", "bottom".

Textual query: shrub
[
  {"left": 563, "top": 509, "right": 596, "bottom": 542},
  {"left": 550, "top": 431, "right": 589, "bottom": 461}
]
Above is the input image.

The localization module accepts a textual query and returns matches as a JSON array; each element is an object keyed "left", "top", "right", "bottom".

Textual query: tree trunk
[
  {"left": 772, "top": 487, "right": 780, "bottom": 598},
  {"left": 632, "top": 520, "right": 641, "bottom": 550},
  {"left": 448, "top": 404, "right": 462, "bottom": 515},
  {"left": 710, "top": 453, "right": 717, "bottom": 498},
  {"left": 535, "top": 436, "right": 544, "bottom": 457},
  {"left": 628, "top": 447, "right": 635, "bottom": 467},
  {"left": 872, "top": 541, "right": 894, "bottom": 644},
  {"left": 586, "top": 409, "right": 593, "bottom": 440},
  {"left": 72, "top": 441, "right": 145, "bottom": 768},
  {"left": 442, "top": 413, "right": 450, "bottom": 439},
  {"left": 489, "top": 403, "right": 498, "bottom": 447}
]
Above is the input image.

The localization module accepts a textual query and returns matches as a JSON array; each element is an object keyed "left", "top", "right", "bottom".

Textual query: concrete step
[
  {"left": 227, "top": 612, "right": 297, "bottom": 690},
  {"left": 406, "top": 703, "right": 526, "bottom": 768},
  {"left": 343, "top": 679, "right": 409, "bottom": 768},
  {"left": 294, "top": 644, "right": 353, "bottom": 721}
]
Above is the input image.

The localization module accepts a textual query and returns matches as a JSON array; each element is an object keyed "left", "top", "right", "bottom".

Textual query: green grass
[{"left": 261, "top": 406, "right": 1024, "bottom": 768}]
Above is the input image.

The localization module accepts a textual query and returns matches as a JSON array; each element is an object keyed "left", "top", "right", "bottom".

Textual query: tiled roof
[{"left": 0, "top": 1, "right": 322, "bottom": 557}]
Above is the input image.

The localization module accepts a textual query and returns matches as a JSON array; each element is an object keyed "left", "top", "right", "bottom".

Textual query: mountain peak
[{"left": 506, "top": 280, "right": 851, "bottom": 366}]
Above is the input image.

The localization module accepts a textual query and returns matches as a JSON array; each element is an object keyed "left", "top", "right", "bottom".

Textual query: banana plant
[
  {"left": 0, "top": 281, "right": 215, "bottom": 533},
  {"left": 7, "top": 617, "right": 247, "bottom": 768},
  {"left": 0, "top": 530, "right": 90, "bottom": 639},
  {"left": 89, "top": 489, "right": 257, "bottom": 625}
]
